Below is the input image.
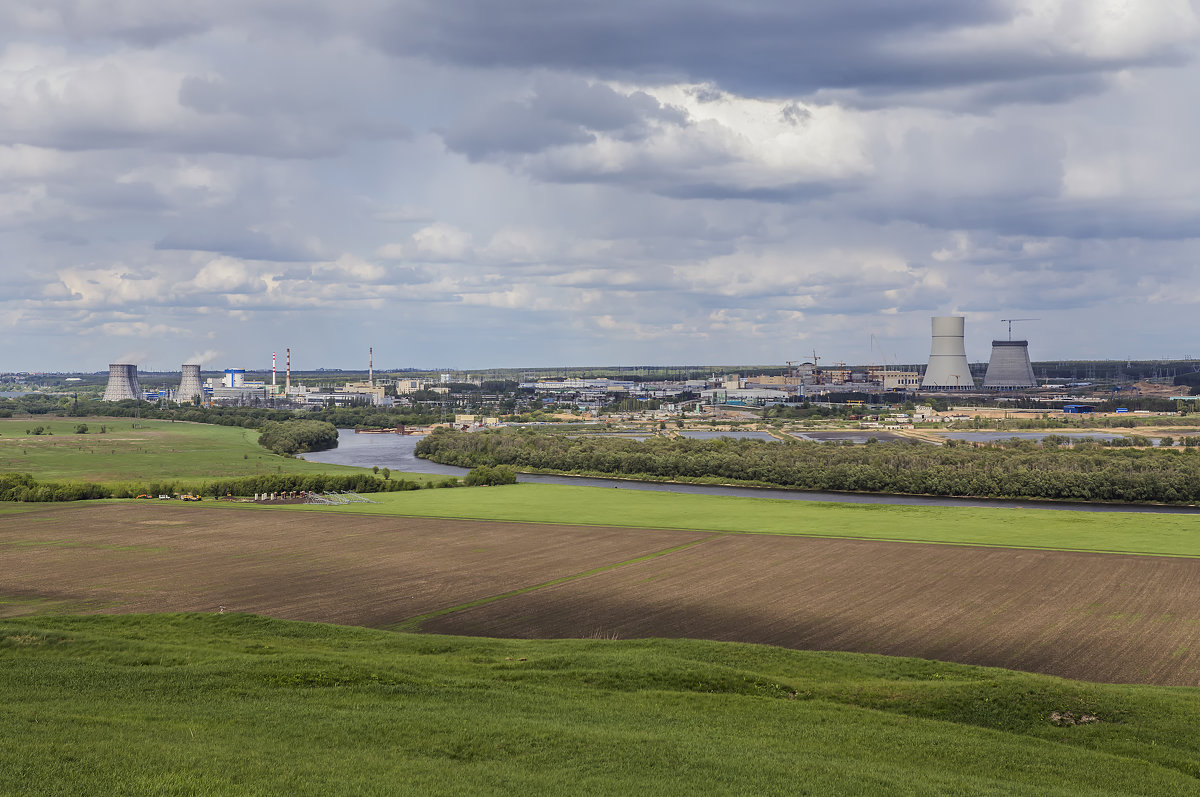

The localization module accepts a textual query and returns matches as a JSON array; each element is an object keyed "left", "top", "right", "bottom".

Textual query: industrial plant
[
  {"left": 101, "top": 364, "right": 141, "bottom": 402},
  {"left": 920, "top": 316, "right": 974, "bottom": 390},
  {"left": 90, "top": 312, "right": 1099, "bottom": 412}
]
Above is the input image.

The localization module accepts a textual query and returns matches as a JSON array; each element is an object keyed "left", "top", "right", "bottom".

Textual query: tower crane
[{"left": 1000, "top": 318, "right": 1040, "bottom": 340}]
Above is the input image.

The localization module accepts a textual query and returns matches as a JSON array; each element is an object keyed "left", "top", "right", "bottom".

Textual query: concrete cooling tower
[
  {"left": 102, "top": 364, "right": 142, "bottom": 402},
  {"left": 178, "top": 364, "right": 203, "bottom": 403},
  {"left": 983, "top": 341, "right": 1036, "bottom": 389},
  {"left": 921, "top": 316, "right": 974, "bottom": 390}
]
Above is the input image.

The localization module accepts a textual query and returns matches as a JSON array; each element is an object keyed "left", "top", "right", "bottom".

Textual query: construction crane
[{"left": 1000, "top": 318, "right": 1040, "bottom": 340}]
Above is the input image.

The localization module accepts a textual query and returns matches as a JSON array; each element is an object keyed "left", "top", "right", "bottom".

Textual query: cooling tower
[
  {"left": 102, "top": 363, "right": 142, "bottom": 402},
  {"left": 921, "top": 316, "right": 974, "bottom": 390},
  {"left": 983, "top": 341, "right": 1036, "bottom": 389},
  {"left": 178, "top": 364, "right": 203, "bottom": 403}
]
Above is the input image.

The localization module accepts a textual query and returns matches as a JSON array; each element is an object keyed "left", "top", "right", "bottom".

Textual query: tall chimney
[
  {"left": 285, "top": 348, "right": 291, "bottom": 392},
  {"left": 369, "top": 347, "right": 374, "bottom": 387},
  {"left": 272, "top": 352, "right": 277, "bottom": 387}
]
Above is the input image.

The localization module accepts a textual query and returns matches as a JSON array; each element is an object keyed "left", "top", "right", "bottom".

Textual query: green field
[
  {"left": 0, "top": 418, "right": 368, "bottom": 483},
  {"left": 223, "top": 483, "right": 1200, "bottom": 558},
  {"left": 2, "top": 613, "right": 1198, "bottom": 795}
]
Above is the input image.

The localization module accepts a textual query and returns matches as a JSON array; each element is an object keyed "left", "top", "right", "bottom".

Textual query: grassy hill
[
  {"left": 2, "top": 614, "right": 1199, "bottom": 795},
  {"left": 0, "top": 418, "right": 367, "bottom": 484}
]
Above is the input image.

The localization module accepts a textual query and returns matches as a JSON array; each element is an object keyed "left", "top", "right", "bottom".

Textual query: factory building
[{"left": 869, "top": 368, "right": 922, "bottom": 391}]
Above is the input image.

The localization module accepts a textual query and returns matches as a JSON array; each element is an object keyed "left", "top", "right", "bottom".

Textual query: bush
[
  {"left": 257, "top": 420, "right": 338, "bottom": 455},
  {"left": 464, "top": 465, "right": 518, "bottom": 487},
  {"left": 74, "top": 424, "right": 88, "bottom": 435}
]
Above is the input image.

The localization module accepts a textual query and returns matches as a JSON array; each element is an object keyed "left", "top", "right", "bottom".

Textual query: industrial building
[
  {"left": 177, "top": 364, "right": 203, "bottom": 403},
  {"left": 983, "top": 340, "right": 1037, "bottom": 389},
  {"left": 920, "top": 316, "right": 974, "bottom": 390},
  {"left": 102, "top": 364, "right": 141, "bottom": 401},
  {"left": 868, "top": 368, "right": 922, "bottom": 391}
]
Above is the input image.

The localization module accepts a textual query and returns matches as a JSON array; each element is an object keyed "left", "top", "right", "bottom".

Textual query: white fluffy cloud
[{"left": 2, "top": 1, "right": 1200, "bottom": 370}]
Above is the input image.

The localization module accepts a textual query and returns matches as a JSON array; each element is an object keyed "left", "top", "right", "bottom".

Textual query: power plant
[
  {"left": 983, "top": 341, "right": 1036, "bottom": 389},
  {"left": 920, "top": 316, "right": 974, "bottom": 390},
  {"left": 177, "top": 364, "right": 203, "bottom": 403},
  {"left": 102, "top": 363, "right": 142, "bottom": 401},
  {"left": 983, "top": 319, "right": 1037, "bottom": 389}
]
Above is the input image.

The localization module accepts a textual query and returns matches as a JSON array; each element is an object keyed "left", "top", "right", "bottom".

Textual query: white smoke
[{"left": 185, "top": 349, "right": 221, "bottom": 368}]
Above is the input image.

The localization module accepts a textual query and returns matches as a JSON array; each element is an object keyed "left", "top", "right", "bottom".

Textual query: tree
[{"left": 464, "top": 465, "right": 518, "bottom": 486}]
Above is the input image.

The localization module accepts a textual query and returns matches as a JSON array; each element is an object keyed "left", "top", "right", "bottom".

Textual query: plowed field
[
  {"left": 5, "top": 502, "right": 1200, "bottom": 684},
  {"left": 0, "top": 503, "right": 706, "bottom": 627},
  {"left": 427, "top": 534, "right": 1200, "bottom": 685}
]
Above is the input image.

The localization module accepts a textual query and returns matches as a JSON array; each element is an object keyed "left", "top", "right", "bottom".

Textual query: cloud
[
  {"left": 442, "top": 80, "right": 870, "bottom": 199},
  {"left": 375, "top": 0, "right": 1198, "bottom": 102},
  {"left": 409, "top": 223, "right": 475, "bottom": 261},
  {"left": 4, "top": 0, "right": 1200, "bottom": 370},
  {"left": 156, "top": 226, "right": 321, "bottom": 262}
]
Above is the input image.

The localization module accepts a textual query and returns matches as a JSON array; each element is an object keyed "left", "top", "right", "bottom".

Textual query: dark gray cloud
[
  {"left": 374, "top": 0, "right": 1185, "bottom": 102},
  {"left": 443, "top": 77, "right": 686, "bottom": 160}
]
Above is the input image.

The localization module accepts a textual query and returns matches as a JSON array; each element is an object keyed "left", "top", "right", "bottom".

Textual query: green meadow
[
  {"left": 5, "top": 424, "right": 1200, "bottom": 792},
  {"left": 0, "top": 418, "right": 367, "bottom": 484},
  {"left": 232, "top": 483, "right": 1200, "bottom": 558},
  {"left": 2, "top": 613, "right": 1199, "bottom": 796}
]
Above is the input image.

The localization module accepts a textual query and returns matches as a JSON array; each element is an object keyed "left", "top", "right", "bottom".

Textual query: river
[{"left": 299, "top": 429, "right": 1200, "bottom": 515}]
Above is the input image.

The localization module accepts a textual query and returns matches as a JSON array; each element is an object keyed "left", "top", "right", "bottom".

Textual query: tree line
[
  {"left": 416, "top": 429, "right": 1200, "bottom": 504},
  {"left": 0, "top": 472, "right": 423, "bottom": 503}
]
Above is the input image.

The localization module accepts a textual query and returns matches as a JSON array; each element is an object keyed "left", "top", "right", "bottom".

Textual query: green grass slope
[
  {"left": 236, "top": 483, "right": 1200, "bottom": 557},
  {"left": 0, "top": 418, "right": 366, "bottom": 483},
  {"left": 2, "top": 614, "right": 1198, "bottom": 795}
]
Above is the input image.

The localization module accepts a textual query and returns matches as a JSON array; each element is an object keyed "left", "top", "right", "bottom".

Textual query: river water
[{"left": 299, "top": 430, "right": 1200, "bottom": 515}]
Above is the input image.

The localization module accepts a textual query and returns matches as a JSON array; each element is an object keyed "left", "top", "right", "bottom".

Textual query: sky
[{"left": 2, "top": 0, "right": 1199, "bottom": 373}]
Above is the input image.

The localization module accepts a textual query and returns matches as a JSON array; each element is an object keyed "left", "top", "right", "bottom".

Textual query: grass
[
  {"left": 219, "top": 483, "right": 1200, "bottom": 558},
  {"left": 0, "top": 417, "right": 368, "bottom": 484},
  {"left": 2, "top": 613, "right": 1199, "bottom": 795}
]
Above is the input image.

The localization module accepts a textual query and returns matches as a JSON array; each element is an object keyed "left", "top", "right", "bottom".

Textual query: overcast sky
[{"left": 3, "top": 1, "right": 1199, "bottom": 373}]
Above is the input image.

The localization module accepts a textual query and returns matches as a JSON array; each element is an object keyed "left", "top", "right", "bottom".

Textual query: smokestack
[
  {"left": 921, "top": 316, "right": 974, "bottom": 390},
  {"left": 272, "top": 352, "right": 276, "bottom": 387},
  {"left": 285, "top": 348, "right": 291, "bottom": 392},
  {"left": 369, "top": 347, "right": 374, "bottom": 387}
]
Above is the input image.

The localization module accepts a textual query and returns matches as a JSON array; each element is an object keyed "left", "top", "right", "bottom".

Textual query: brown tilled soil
[
  {"left": 424, "top": 534, "right": 1200, "bottom": 686},
  {"left": 0, "top": 503, "right": 705, "bottom": 628},
  {"left": 6, "top": 503, "right": 1200, "bottom": 685}
]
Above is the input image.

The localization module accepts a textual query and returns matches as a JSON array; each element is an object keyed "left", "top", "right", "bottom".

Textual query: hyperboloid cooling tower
[
  {"left": 178, "top": 364, "right": 203, "bottom": 403},
  {"left": 102, "top": 363, "right": 142, "bottom": 402},
  {"left": 921, "top": 316, "right": 974, "bottom": 390},
  {"left": 983, "top": 340, "right": 1036, "bottom": 389}
]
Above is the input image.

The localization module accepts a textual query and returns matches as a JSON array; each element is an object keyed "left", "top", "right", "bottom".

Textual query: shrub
[
  {"left": 257, "top": 420, "right": 338, "bottom": 455},
  {"left": 464, "top": 465, "right": 518, "bottom": 487}
]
